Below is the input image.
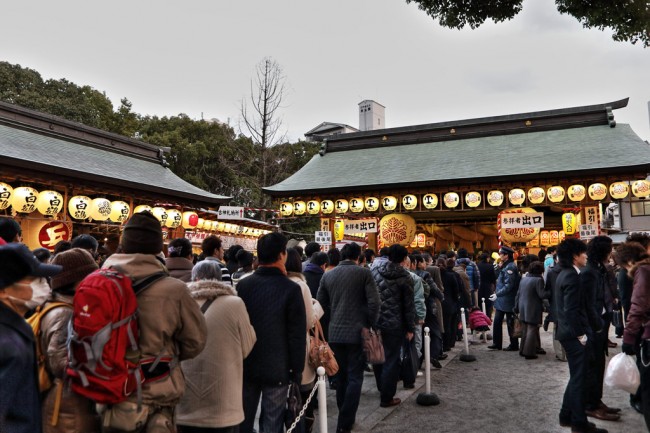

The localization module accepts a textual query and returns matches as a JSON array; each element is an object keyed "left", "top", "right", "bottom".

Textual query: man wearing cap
[
  {"left": 102, "top": 211, "right": 207, "bottom": 432},
  {"left": 0, "top": 242, "right": 62, "bottom": 433},
  {"left": 0, "top": 217, "right": 22, "bottom": 243},
  {"left": 488, "top": 246, "right": 521, "bottom": 351}
]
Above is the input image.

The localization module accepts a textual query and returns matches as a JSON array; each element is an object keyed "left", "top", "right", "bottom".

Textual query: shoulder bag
[
  {"left": 361, "top": 327, "right": 385, "bottom": 364},
  {"left": 309, "top": 320, "right": 339, "bottom": 376}
]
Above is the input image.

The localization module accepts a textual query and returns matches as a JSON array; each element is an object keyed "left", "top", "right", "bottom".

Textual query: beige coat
[
  {"left": 40, "top": 294, "right": 100, "bottom": 433},
  {"left": 288, "top": 272, "right": 321, "bottom": 385},
  {"left": 176, "top": 280, "right": 256, "bottom": 428},
  {"left": 102, "top": 253, "right": 207, "bottom": 406}
]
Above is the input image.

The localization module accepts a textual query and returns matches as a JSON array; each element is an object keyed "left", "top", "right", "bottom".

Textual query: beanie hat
[
  {"left": 0, "top": 218, "right": 21, "bottom": 243},
  {"left": 50, "top": 248, "right": 98, "bottom": 291},
  {"left": 120, "top": 211, "right": 163, "bottom": 255}
]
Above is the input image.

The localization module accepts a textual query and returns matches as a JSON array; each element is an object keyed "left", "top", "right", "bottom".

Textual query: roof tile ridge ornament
[
  {"left": 158, "top": 146, "right": 171, "bottom": 167},
  {"left": 606, "top": 106, "right": 616, "bottom": 128},
  {"left": 319, "top": 139, "right": 328, "bottom": 157}
]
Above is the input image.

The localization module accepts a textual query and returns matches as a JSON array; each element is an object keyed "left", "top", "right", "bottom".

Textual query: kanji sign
[
  {"left": 343, "top": 218, "right": 378, "bottom": 234},
  {"left": 500, "top": 212, "right": 544, "bottom": 229},
  {"left": 579, "top": 224, "right": 598, "bottom": 241},
  {"left": 217, "top": 206, "right": 244, "bottom": 220},
  {"left": 315, "top": 231, "right": 332, "bottom": 245}
]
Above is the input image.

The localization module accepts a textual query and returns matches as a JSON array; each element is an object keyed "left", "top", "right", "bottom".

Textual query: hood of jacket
[
  {"left": 377, "top": 261, "right": 409, "bottom": 281},
  {"left": 187, "top": 279, "right": 237, "bottom": 300},
  {"left": 103, "top": 253, "right": 169, "bottom": 280},
  {"left": 304, "top": 262, "right": 324, "bottom": 274},
  {"left": 165, "top": 256, "right": 194, "bottom": 271},
  {"left": 630, "top": 258, "right": 650, "bottom": 279}
]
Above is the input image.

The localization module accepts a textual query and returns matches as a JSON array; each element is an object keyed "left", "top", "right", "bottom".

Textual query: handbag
[
  {"left": 512, "top": 314, "right": 523, "bottom": 338},
  {"left": 399, "top": 338, "right": 419, "bottom": 385},
  {"left": 611, "top": 309, "right": 624, "bottom": 329},
  {"left": 309, "top": 320, "right": 339, "bottom": 376},
  {"left": 361, "top": 327, "right": 385, "bottom": 364},
  {"left": 284, "top": 381, "right": 303, "bottom": 429}
]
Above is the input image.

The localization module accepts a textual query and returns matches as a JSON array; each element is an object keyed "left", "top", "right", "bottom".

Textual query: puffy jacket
[
  {"left": 457, "top": 258, "right": 480, "bottom": 291},
  {"left": 371, "top": 262, "right": 416, "bottom": 333},
  {"left": 469, "top": 309, "right": 492, "bottom": 330},
  {"left": 102, "top": 254, "right": 207, "bottom": 406},
  {"left": 494, "top": 260, "right": 520, "bottom": 312},
  {"left": 624, "top": 259, "right": 650, "bottom": 345}
]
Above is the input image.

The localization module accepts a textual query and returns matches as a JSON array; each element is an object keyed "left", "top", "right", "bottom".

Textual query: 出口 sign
[
  {"left": 501, "top": 212, "right": 544, "bottom": 229},
  {"left": 343, "top": 218, "right": 378, "bottom": 234}
]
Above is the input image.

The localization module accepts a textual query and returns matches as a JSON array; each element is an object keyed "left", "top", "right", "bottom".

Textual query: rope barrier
[{"left": 286, "top": 367, "right": 327, "bottom": 433}]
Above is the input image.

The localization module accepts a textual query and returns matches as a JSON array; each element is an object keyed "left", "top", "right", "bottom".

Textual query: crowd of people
[{"left": 1, "top": 213, "right": 650, "bottom": 433}]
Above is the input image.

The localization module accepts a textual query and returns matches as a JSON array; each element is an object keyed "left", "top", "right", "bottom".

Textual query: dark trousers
[
  {"left": 520, "top": 322, "right": 540, "bottom": 357},
  {"left": 442, "top": 301, "right": 458, "bottom": 350},
  {"left": 241, "top": 381, "right": 287, "bottom": 433},
  {"left": 329, "top": 343, "right": 365, "bottom": 431},
  {"left": 372, "top": 330, "right": 403, "bottom": 404},
  {"left": 493, "top": 309, "right": 518, "bottom": 349},
  {"left": 559, "top": 338, "right": 589, "bottom": 429},
  {"left": 179, "top": 426, "right": 239, "bottom": 433},
  {"left": 584, "top": 323, "right": 608, "bottom": 409}
]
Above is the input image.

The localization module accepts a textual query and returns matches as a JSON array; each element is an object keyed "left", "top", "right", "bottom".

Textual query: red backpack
[{"left": 66, "top": 268, "right": 165, "bottom": 404}]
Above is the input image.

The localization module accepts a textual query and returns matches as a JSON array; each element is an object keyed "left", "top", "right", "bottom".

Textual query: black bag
[
  {"left": 284, "top": 382, "right": 303, "bottom": 429},
  {"left": 612, "top": 309, "right": 624, "bottom": 329},
  {"left": 400, "top": 338, "right": 419, "bottom": 385}
]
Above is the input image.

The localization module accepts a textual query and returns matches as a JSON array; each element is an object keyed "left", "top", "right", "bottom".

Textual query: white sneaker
[{"left": 416, "top": 371, "right": 423, "bottom": 377}]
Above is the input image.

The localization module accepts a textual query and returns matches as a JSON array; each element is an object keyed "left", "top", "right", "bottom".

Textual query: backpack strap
[
  {"left": 200, "top": 298, "right": 215, "bottom": 314},
  {"left": 132, "top": 272, "right": 167, "bottom": 294}
]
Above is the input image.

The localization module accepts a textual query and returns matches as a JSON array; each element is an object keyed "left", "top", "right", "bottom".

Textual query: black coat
[
  {"left": 238, "top": 267, "right": 307, "bottom": 385},
  {"left": 554, "top": 266, "right": 603, "bottom": 342},
  {"left": 371, "top": 262, "right": 416, "bottom": 334},
  {"left": 478, "top": 261, "right": 496, "bottom": 299},
  {"left": 0, "top": 302, "right": 42, "bottom": 433}
]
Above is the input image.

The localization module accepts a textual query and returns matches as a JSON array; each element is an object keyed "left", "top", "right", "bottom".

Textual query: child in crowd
[{"left": 468, "top": 306, "right": 492, "bottom": 343}]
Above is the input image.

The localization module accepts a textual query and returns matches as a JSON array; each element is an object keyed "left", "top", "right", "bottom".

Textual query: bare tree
[{"left": 239, "top": 57, "right": 287, "bottom": 194}]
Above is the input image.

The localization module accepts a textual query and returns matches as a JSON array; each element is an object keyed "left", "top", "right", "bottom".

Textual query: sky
[{"left": 1, "top": 0, "right": 649, "bottom": 143}]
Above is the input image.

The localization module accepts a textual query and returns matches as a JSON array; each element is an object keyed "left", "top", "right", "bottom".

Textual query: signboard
[
  {"left": 343, "top": 218, "right": 378, "bottom": 234},
  {"left": 583, "top": 206, "right": 600, "bottom": 237},
  {"left": 501, "top": 212, "right": 544, "bottom": 229},
  {"left": 315, "top": 231, "right": 332, "bottom": 245},
  {"left": 217, "top": 206, "right": 245, "bottom": 220},
  {"left": 320, "top": 218, "right": 330, "bottom": 232},
  {"left": 579, "top": 224, "right": 598, "bottom": 241}
]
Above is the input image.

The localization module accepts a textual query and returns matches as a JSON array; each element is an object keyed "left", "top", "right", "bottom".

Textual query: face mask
[{"left": 8, "top": 295, "right": 40, "bottom": 311}]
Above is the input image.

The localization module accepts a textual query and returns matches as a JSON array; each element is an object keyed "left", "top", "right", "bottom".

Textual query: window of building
[{"left": 631, "top": 200, "right": 650, "bottom": 216}]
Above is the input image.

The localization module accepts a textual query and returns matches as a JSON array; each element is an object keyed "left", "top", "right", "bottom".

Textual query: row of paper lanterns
[{"left": 278, "top": 181, "right": 648, "bottom": 217}]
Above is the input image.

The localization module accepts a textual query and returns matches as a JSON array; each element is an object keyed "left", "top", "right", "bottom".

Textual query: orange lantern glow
[
  {"left": 588, "top": 183, "right": 607, "bottom": 201},
  {"left": 562, "top": 213, "right": 578, "bottom": 235},
  {"left": 333, "top": 220, "right": 345, "bottom": 241},
  {"left": 539, "top": 230, "right": 550, "bottom": 246}
]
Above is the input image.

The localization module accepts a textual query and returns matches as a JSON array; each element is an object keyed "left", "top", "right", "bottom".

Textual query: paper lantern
[
  {"left": 197, "top": 218, "right": 205, "bottom": 229},
  {"left": 422, "top": 193, "right": 438, "bottom": 209},
  {"left": 89, "top": 198, "right": 111, "bottom": 221},
  {"left": 402, "top": 194, "right": 418, "bottom": 210},
  {"left": 379, "top": 213, "right": 416, "bottom": 246},
  {"left": 293, "top": 201, "right": 306, "bottom": 216},
  {"left": 109, "top": 201, "right": 131, "bottom": 223},
  {"left": 416, "top": 233, "right": 426, "bottom": 248},
  {"left": 382, "top": 196, "right": 397, "bottom": 211},
  {"left": 588, "top": 183, "right": 607, "bottom": 201},
  {"left": 307, "top": 200, "right": 320, "bottom": 215},
  {"left": 217, "top": 221, "right": 225, "bottom": 232},
  {"left": 547, "top": 186, "right": 566, "bottom": 203},
  {"left": 0, "top": 183, "right": 13, "bottom": 210},
  {"left": 609, "top": 182, "right": 629, "bottom": 200},
  {"left": 500, "top": 207, "right": 541, "bottom": 244},
  {"left": 182, "top": 211, "right": 199, "bottom": 229},
  {"left": 333, "top": 220, "right": 345, "bottom": 241},
  {"left": 549, "top": 230, "right": 560, "bottom": 246},
  {"left": 151, "top": 207, "right": 169, "bottom": 226},
  {"left": 12, "top": 187, "right": 39, "bottom": 213},
  {"left": 68, "top": 196, "right": 91, "bottom": 220},
  {"left": 443, "top": 192, "right": 460, "bottom": 208},
  {"left": 527, "top": 187, "right": 545, "bottom": 205},
  {"left": 632, "top": 180, "right": 650, "bottom": 198},
  {"left": 508, "top": 189, "right": 526, "bottom": 206},
  {"left": 465, "top": 191, "right": 481, "bottom": 208},
  {"left": 349, "top": 198, "right": 364, "bottom": 213},
  {"left": 133, "top": 205, "right": 153, "bottom": 214},
  {"left": 280, "top": 202, "right": 293, "bottom": 217},
  {"left": 540, "top": 230, "right": 551, "bottom": 247},
  {"left": 559, "top": 231, "right": 566, "bottom": 242},
  {"left": 487, "top": 190, "right": 504, "bottom": 207},
  {"left": 335, "top": 199, "right": 349, "bottom": 214},
  {"left": 320, "top": 200, "right": 334, "bottom": 214},
  {"left": 165, "top": 209, "right": 182, "bottom": 228},
  {"left": 562, "top": 213, "right": 578, "bottom": 235},
  {"left": 36, "top": 190, "right": 63, "bottom": 216},
  {"left": 364, "top": 197, "right": 379, "bottom": 212},
  {"left": 567, "top": 185, "right": 586, "bottom": 202}
]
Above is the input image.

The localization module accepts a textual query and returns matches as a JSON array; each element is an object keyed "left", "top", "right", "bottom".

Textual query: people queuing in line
[
  {"left": 165, "top": 237, "right": 195, "bottom": 282},
  {"left": 489, "top": 246, "right": 521, "bottom": 352},
  {"left": 514, "top": 261, "right": 548, "bottom": 359}
]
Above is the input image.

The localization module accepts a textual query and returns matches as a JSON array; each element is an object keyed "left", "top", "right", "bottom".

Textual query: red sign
[{"left": 38, "top": 221, "right": 72, "bottom": 250}]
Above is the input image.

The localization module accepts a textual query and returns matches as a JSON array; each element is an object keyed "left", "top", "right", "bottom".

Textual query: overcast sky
[{"left": 2, "top": 0, "right": 649, "bottom": 143}]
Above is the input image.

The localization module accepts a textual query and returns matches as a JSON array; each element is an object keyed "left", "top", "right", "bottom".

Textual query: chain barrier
[{"left": 286, "top": 380, "right": 320, "bottom": 433}]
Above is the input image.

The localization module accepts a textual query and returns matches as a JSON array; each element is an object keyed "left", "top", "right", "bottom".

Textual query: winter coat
[
  {"left": 409, "top": 271, "right": 426, "bottom": 321},
  {"left": 457, "top": 258, "right": 480, "bottom": 291},
  {"left": 317, "top": 260, "right": 380, "bottom": 344},
  {"left": 624, "top": 259, "right": 650, "bottom": 345},
  {"left": 425, "top": 265, "right": 445, "bottom": 294},
  {"left": 164, "top": 257, "right": 193, "bottom": 282},
  {"left": 514, "top": 275, "right": 546, "bottom": 325},
  {"left": 494, "top": 260, "right": 520, "bottom": 313},
  {"left": 580, "top": 262, "right": 608, "bottom": 326},
  {"left": 288, "top": 272, "right": 318, "bottom": 385},
  {"left": 554, "top": 265, "right": 602, "bottom": 342},
  {"left": 468, "top": 309, "right": 492, "bottom": 330},
  {"left": 371, "top": 262, "right": 416, "bottom": 334},
  {"left": 177, "top": 279, "right": 256, "bottom": 429},
  {"left": 0, "top": 301, "right": 42, "bottom": 433},
  {"left": 39, "top": 294, "right": 99, "bottom": 433},
  {"left": 618, "top": 267, "right": 633, "bottom": 314},
  {"left": 477, "top": 261, "right": 496, "bottom": 299},
  {"left": 440, "top": 267, "right": 460, "bottom": 305},
  {"left": 453, "top": 265, "right": 472, "bottom": 308},
  {"left": 102, "top": 253, "right": 207, "bottom": 406},
  {"left": 238, "top": 266, "right": 307, "bottom": 385},
  {"left": 304, "top": 262, "right": 325, "bottom": 299}
]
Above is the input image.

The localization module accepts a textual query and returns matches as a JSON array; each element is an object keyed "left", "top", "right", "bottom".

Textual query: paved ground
[{"left": 313, "top": 324, "right": 647, "bottom": 433}]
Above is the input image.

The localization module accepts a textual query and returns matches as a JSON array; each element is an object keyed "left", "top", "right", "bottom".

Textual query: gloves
[
  {"left": 622, "top": 342, "right": 637, "bottom": 355},
  {"left": 488, "top": 294, "right": 497, "bottom": 302}
]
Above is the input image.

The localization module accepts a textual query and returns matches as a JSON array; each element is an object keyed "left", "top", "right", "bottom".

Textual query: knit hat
[
  {"left": 120, "top": 211, "right": 163, "bottom": 255},
  {"left": 50, "top": 248, "right": 99, "bottom": 291},
  {"left": 0, "top": 218, "right": 21, "bottom": 243}
]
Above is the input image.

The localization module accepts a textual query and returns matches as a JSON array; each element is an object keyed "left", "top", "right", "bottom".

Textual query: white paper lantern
[
  {"left": 68, "top": 196, "right": 91, "bottom": 220},
  {"left": 11, "top": 187, "right": 39, "bottom": 213},
  {"left": 109, "top": 201, "right": 131, "bottom": 223},
  {"left": 36, "top": 190, "right": 63, "bottom": 216},
  {"left": 89, "top": 198, "right": 112, "bottom": 221},
  {"left": 0, "top": 183, "right": 14, "bottom": 210},
  {"left": 165, "top": 209, "right": 182, "bottom": 228}
]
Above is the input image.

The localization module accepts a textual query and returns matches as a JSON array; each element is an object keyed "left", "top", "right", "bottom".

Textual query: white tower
[{"left": 359, "top": 100, "right": 385, "bottom": 131}]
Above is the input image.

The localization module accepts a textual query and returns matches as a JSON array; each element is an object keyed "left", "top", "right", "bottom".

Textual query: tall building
[{"left": 358, "top": 100, "right": 385, "bottom": 131}]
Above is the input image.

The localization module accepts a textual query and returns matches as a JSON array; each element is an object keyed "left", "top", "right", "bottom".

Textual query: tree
[
  {"left": 239, "top": 57, "right": 288, "bottom": 203},
  {"left": 406, "top": 0, "right": 650, "bottom": 47}
]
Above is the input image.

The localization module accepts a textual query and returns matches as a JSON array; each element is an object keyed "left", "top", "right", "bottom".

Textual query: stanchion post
[
  {"left": 459, "top": 308, "right": 477, "bottom": 362},
  {"left": 481, "top": 297, "right": 486, "bottom": 315},
  {"left": 317, "top": 367, "right": 328, "bottom": 433},
  {"left": 416, "top": 327, "right": 440, "bottom": 406}
]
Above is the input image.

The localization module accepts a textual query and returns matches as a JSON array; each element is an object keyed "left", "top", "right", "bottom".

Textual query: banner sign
[
  {"left": 579, "top": 224, "right": 598, "bottom": 241},
  {"left": 315, "top": 231, "right": 332, "bottom": 245},
  {"left": 217, "top": 206, "right": 245, "bottom": 220},
  {"left": 343, "top": 218, "right": 378, "bottom": 233},
  {"left": 500, "top": 212, "right": 544, "bottom": 229}
]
